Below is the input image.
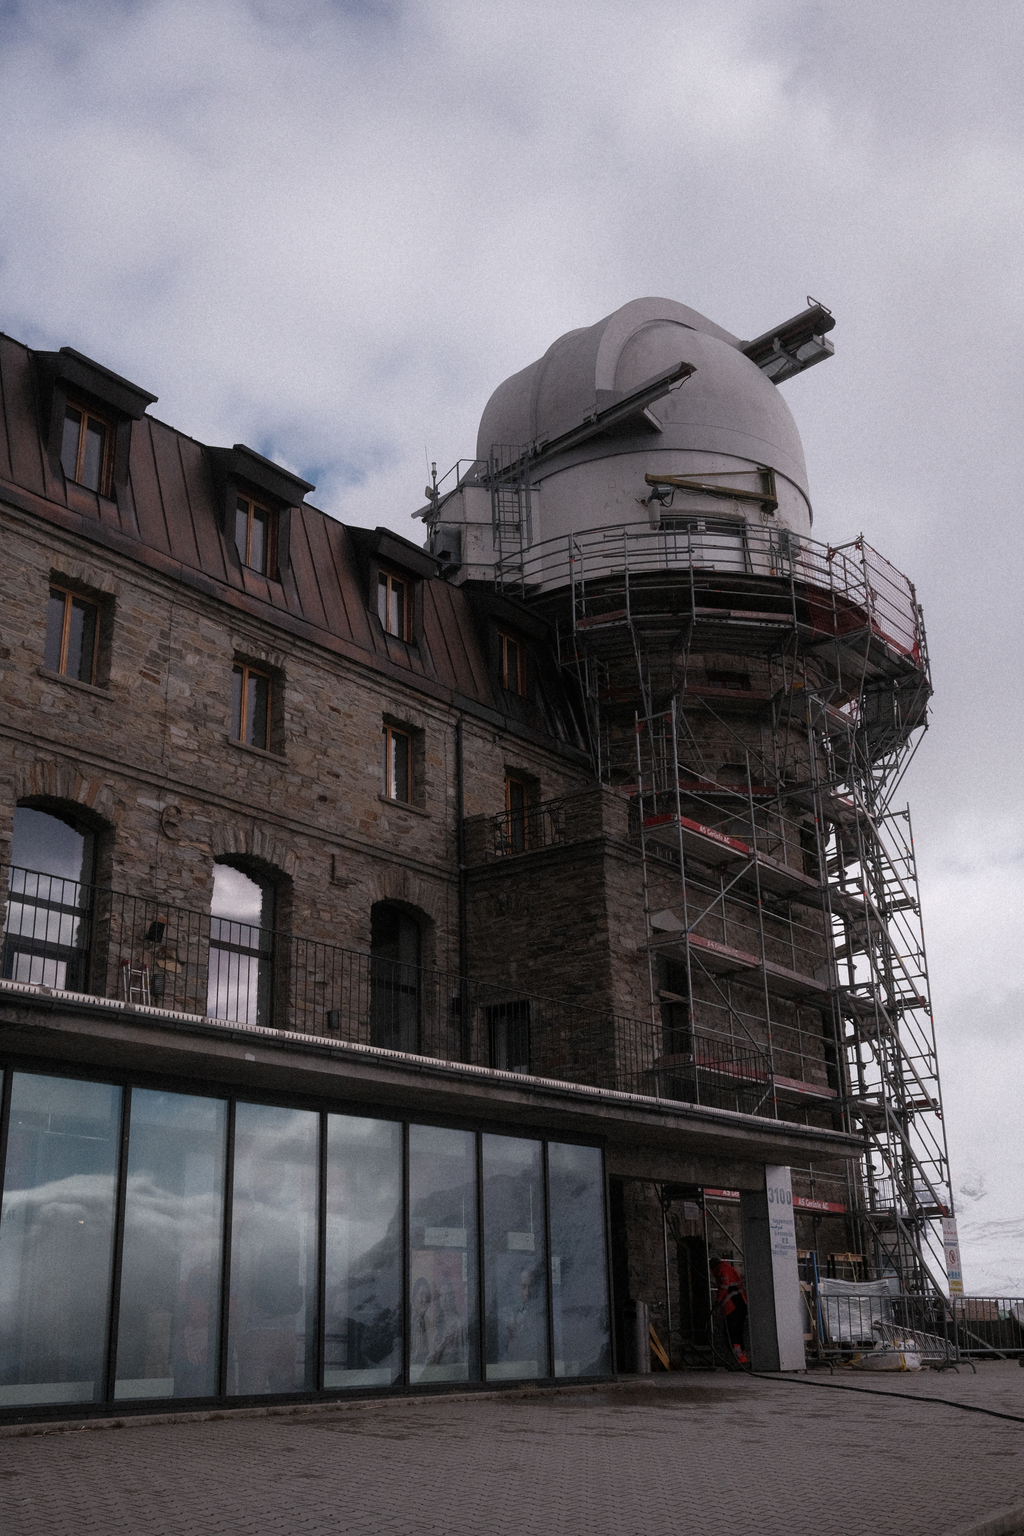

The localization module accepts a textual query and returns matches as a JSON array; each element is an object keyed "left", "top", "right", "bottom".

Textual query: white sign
[
  {"left": 942, "top": 1217, "right": 963, "bottom": 1295},
  {"left": 766, "top": 1166, "right": 805, "bottom": 1371}
]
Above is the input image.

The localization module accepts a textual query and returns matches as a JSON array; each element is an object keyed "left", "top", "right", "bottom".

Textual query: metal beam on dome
[
  {"left": 742, "top": 301, "right": 836, "bottom": 384},
  {"left": 526, "top": 358, "right": 696, "bottom": 469}
]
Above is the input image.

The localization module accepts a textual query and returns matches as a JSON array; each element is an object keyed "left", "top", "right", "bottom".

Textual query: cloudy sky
[{"left": 2, "top": 0, "right": 1021, "bottom": 1292}]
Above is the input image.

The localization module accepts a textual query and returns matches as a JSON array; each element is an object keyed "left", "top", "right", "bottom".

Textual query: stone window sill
[
  {"left": 378, "top": 794, "right": 430, "bottom": 819},
  {"left": 225, "top": 735, "right": 287, "bottom": 764},
  {"left": 38, "top": 666, "right": 111, "bottom": 699}
]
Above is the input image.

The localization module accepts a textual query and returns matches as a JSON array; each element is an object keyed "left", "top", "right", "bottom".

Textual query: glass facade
[
  {"left": 549, "top": 1143, "right": 612, "bottom": 1377},
  {"left": 325, "top": 1114, "right": 402, "bottom": 1389},
  {"left": 482, "top": 1135, "right": 548, "bottom": 1381},
  {"left": 409, "top": 1124, "right": 477, "bottom": 1384},
  {"left": 0, "top": 1073, "right": 121, "bottom": 1406},
  {"left": 115, "top": 1090, "right": 227, "bottom": 1400},
  {"left": 0, "top": 1069, "right": 611, "bottom": 1414}
]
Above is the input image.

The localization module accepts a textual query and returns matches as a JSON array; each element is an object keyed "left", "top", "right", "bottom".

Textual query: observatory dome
[{"left": 476, "top": 297, "right": 813, "bottom": 538}]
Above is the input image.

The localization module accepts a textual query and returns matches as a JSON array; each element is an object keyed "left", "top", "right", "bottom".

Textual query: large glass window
[
  {"left": 115, "top": 1090, "right": 228, "bottom": 1400},
  {"left": 0, "top": 1070, "right": 611, "bottom": 1413},
  {"left": 2, "top": 807, "right": 94, "bottom": 991},
  {"left": 369, "top": 905, "right": 420, "bottom": 1054},
  {"left": 227, "top": 1103, "right": 318, "bottom": 1396},
  {"left": 482, "top": 1135, "right": 548, "bottom": 1381},
  {"left": 0, "top": 1073, "right": 121, "bottom": 1406},
  {"left": 408, "top": 1124, "right": 477, "bottom": 1384},
  {"left": 324, "top": 1115, "right": 402, "bottom": 1389},
  {"left": 207, "top": 863, "right": 274, "bottom": 1026},
  {"left": 548, "top": 1143, "right": 611, "bottom": 1377}
]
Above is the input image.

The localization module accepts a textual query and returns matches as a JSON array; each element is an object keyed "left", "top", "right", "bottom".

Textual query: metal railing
[
  {"left": 491, "top": 798, "right": 566, "bottom": 856},
  {"left": 515, "top": 521, "right": 924, "bottom": 671},
  {"left": 808, "top": 1285, "right": 1024, "bottom": 1365},
  {"left": 0, "top": 866, "right": 774, "bottom": 1115}
]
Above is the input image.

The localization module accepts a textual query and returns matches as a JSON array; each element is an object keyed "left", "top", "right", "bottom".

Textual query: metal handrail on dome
[{"left": 510, "top": 520, "right": 924, "bottom": 670}]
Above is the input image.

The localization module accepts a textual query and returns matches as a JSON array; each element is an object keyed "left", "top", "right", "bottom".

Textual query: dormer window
[
  {"left": 207, "top": 443, "right": 314, "bottom": 589},
  {"left": 60, "top": 402, "right": 115, "bottom": 495},
  {"left": 498, "top": 631, "right": 526, "bottom": 696},
  {"left": 235, "top": 494, "right": 276, "bottom": 576},
  {"left": 378, "top": 571, "right": 410, "bottom": 640},
  {"left": 32, "top": 346, "right": 157, "bottom": 508}
]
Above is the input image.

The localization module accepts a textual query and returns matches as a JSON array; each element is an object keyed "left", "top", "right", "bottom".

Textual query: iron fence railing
[
  {"left": 516, "top": 521, "right": 924, "bottom": 671},
  {"left": 807, "top": 1284, "right": 1024, "bottom": 1365},
  {"left": 491, "top": 798, "right": 566, "bottom": 856},
  {"left": 0, "top": 865, "right": 773, "bottom": 1115}
]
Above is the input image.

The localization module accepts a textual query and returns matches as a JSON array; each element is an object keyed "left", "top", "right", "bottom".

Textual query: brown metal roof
[{"left": 0, "top": 332, "right": 587, "bottom": 751}]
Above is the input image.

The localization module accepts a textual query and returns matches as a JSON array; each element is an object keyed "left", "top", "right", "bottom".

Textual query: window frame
[
  {"left": 382, "top": 722, "right": 412, "bottom": 803},
  {"left": 207, "top": 861, "right": 276, "bottom": 1028},
  {"left": 44, "top": 583, "right": 101, "bottom": 685},
  {"left": 231, "top": 662, "right": 273, "bottom": 752},
  {"left": 60, "top": 400, "right": 116, "bottom": 497},
  {"left": 504, "top": 772, "right": 533, "bottom": 855},
  {"left": 498, "top": 630, "right": 527, "bottom": 697},
  {"left": 377, "top": 569, "right": 412, "bottom": 642},
  {"left": 234, "top": 492, "right": 278, "bottom": 578}
]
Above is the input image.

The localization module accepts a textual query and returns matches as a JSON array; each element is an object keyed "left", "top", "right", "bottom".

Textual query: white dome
[{"left": 476, "top": 297, "right": 811, "bottom": 522}]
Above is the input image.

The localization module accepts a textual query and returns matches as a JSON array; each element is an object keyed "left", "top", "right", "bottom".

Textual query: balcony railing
[
  {"left": 491, "top": 798, "right": 566, "bottom": 856},
  {"left": 0, "top": 865, "right": 773, "bottom": 1115}
]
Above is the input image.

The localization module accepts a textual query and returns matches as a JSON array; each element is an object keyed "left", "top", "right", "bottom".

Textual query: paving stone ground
[{"left": 1, "top": 1363, "right": 1022, "bottom": 1536}]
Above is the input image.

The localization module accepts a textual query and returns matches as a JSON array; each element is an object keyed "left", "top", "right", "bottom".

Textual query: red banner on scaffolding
[{"left": 703, "top": 1189, "right": 847, "bottom": 1214}]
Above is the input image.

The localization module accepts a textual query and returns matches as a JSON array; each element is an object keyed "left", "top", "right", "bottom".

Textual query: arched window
[
  {"left": 207, "top": 862, "right": 275, "bottom": 1027},
  {"left": 369, "top": 904, "right": 421, "bottom": 1054},
  {"left": 3, "top": 805, "right": 95, "bottom": 991}
]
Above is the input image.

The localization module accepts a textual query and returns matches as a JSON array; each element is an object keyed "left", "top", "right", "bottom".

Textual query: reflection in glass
[
  {"left": 115, "top": 1090, "right": 227, "bottom": 1400},
  {"left": 324, "top": 1116, "right": 402, "bottom": 1389},
  {"left": 0, "top": 1073, "right": 120, "bottom": 1406},
  {"left": 207, "top": 864, "right": 274, "bottom": 1026},
  {"left": 2, "top": 808, "right": 94, "bottom": 991},
  {"left": 408, "top": 1124, "right": 477, "bottom": 1384},
  {"left": 227, "top": 1103, "right": 318, "bottom": 1396},
  {"left": 548, "top": 1144, "right": 611, "bottom": 1378},
  {"left": 482, "top": 1135, "right": 548, "bottom": 1381}
]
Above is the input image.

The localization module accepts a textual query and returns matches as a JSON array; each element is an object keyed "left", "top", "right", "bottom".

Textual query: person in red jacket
[{"left": 710, "top": 1255, "right": 749, "bottom": 1365}]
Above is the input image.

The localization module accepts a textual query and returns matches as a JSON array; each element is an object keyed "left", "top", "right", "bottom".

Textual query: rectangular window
[
  {"left": 499, "top": 632, "right": 526, "bottom": 696},
  {"left": 548, "top": 1143, "right": 612, "bottom": 1377},
  {"left": 482, "top": 1135, "right": 548, "bottom": 1381},
  {"left": 487, "top": 1000, "right": 531, "bottom": 1075},
  {"left": 231, "top": 664, "right": 272, "bottom": 751},
  {"left": 382, "top": 723, "right": 411, "bottom": 802},
  {"left": 234, "top": 495, "right": 276, "bottom": 576},
  {"left": 115, "top": 1090, "right": 228, "bottom": 1400},
  {"left": 44, "top": 585, "right": 99, "bottom": 684},
  {"left": 377, "top": 571, "right": 409, "bottom": 640},
  {"left": 0, "top": 1073, "right": 122, "bottom": 1407},
  {"left": 504, "top": 773, "right": 530, "bottom": 854},
  {"left": 324, "top": 1115, "right": 403, "bottom": 1389},
  {"left": 227, "top": 1103, "right": 319, "bottom": 1396},
  {"left": 408, "top": 1124, "right": 479, "bottom": 1385},
  {"left": 60, "top": 403, "right": 114, "bottom": 495}
]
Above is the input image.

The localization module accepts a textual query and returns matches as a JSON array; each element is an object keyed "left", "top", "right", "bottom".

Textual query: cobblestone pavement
[{"left": 1, "top": 1365, "right": 1022, "bottom": 1536}]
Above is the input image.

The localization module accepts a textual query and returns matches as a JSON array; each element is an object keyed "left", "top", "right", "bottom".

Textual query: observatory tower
[{"left": 424, "top": 297, "right": 952, "bottom": 1297}]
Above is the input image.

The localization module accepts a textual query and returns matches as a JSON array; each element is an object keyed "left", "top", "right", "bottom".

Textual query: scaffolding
[{"left": 519, "top": 517, "right": 952, "bottom": 1296}]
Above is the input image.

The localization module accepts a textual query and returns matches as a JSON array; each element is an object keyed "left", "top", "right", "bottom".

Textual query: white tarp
[{"left": 817, "top": 1278, "right": 893, "bottom": 1344}]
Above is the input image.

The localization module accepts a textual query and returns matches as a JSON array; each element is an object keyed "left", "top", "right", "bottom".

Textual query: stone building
[{"left": 0, "top": 297, "right": 948, "bottom": 1420}]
